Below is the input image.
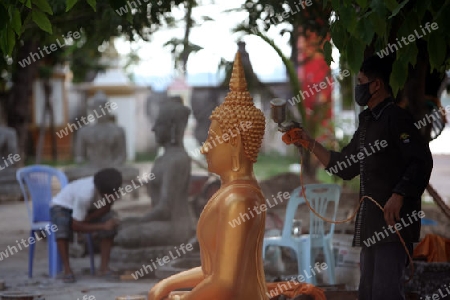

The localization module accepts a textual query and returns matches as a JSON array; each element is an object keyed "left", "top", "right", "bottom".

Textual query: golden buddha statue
[
  {"left": 148, "top": 51, "right": 326, "bottom": 300},
  {"left": 148, "top": 52, "right": 267, "bottom": 300}
]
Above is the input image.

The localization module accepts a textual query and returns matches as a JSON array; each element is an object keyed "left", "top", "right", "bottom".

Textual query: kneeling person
[{"left": 50, "top": 168, "right": 122, "bottom": 282}]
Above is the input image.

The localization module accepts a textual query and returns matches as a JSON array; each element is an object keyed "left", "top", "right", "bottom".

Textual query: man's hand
[
  {"left": 384, "top": 193, "right": 404, "bottom": 226},
  {"left": 282, "top": 128, "right": 314, "bottom": 149},
  {"left": 102, "top": 218, "right": 120, "bottom": 231}
]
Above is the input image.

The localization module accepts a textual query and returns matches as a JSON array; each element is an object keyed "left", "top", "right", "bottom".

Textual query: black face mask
[{"left": 355, "top": 81, "right": 374, "bottom": 106}]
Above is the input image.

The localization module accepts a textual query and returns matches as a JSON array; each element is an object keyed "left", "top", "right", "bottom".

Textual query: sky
[{"left": 115, "top": 0, "right": 296, "bottom": 86}]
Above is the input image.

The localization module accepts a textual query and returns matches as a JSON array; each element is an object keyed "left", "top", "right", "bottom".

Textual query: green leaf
[
  {"left": 108, "top": 0, "right": 124, "bottom": 10},
  {"left": 32, "top": 0, "right": 53, "bottom": 15},
  {"left": 323, "top": 40, "right": 333, "bottom": 65},
  {"left": 339, "top": 5, "right": 357, "bottom": 34},
  {"left": 369, "top": 13, "right": 386, "bottom": 36},
  {"left": 389, "top": 0, "right": 409, "bottom": 19},
  {"left": 356, "top": 18, "right": 374, "bottom": 45},
  {"left": 396, "top": 14, "right": 420, "bottom": 39},
  {"left": 331, "top": 0, "right": 339, "bottom": 10},
  {"left": 434, "top": 4, "right": 450, "bottom": 35},
  {"left": 390, "top": 59, "right": 408, "bottom": 96},
  {"left": 397, "top": 41, "right": 418, "bottom": 67},
  {"left": 0, "top": 31, "right": 7, "bottom": 55},
  {"left": 330, "top": 24, "right": 347, "bottom": 50},
  {"left": 201, "top": 16, "right": 214, "bottom": 22},
  {"left": 356, "top": 0, "right": 368, "bottom": 9},
  {"left": 0, "top": 26, "right": 16, "bottom": 56},
  {"left": 20, "top": 13, "right": 32, "bottom": 35},
  {"left": 428, "top": 32, "right": 446, "bottom": 71},
  {"left": 86, "top": 0, "right": 96, "bottom": 11},
  {"left": 346, "top": 37, "right": 365, "bottom": 73},
  {"left": 25, "top": 0, "right": 32, "bottom": 8},
  {"left": 6, "top": 27, "right": 15, "bottom": 55},
  {"left": 384, "top": 0, "right": 398, "bottom": 12},
  {"left": 66, "top": 0, "right": 78, "bottom": 12},
  {"left": 31, "top": 10, "right": 53, "bottom": 34},
  {"left": 414, "top": 0, "right": 430, "bottom": 19},
  {"left": 369, "top": 0, "right": 387, "bottom": 17},
  {"left": 10, "top": 8, "right": 22, "bottom": 35}
]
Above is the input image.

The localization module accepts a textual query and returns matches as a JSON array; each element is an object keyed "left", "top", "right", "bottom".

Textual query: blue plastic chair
[
  {"left": 16, "top": 165, "right": 95, "bottom": 278},
  {"left": 262, "top": 184, "right": 341, "bottom": 285}
]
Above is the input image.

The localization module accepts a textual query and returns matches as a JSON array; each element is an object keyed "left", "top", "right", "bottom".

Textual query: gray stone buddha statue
[
  {"left": 112, "top": 96, "right": 193, "bottom": 265},
  {"left": 65, "top": 91, "right": 139, "bottom": 194},
  {"left": 73, "top": 91, "right": 126, "bottom": 168}
]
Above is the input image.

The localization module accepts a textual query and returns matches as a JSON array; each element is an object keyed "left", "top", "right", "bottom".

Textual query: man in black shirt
[{"left": 293, "top": 55, "right": 433, "bottom": 300}]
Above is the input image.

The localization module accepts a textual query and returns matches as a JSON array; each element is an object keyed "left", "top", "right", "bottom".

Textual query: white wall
[
  {"left": 108, "top": 96, "right": 136, "bottom": 161},
  {"left": 33, "top": 78, "right": 66, "bottom": 127},
  {"left": 134, "top": 90, "right": 155, "bottom": 153}
]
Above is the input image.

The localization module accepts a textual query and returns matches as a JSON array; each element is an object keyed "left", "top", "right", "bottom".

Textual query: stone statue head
[
  {"left": 90, "top": 91, "right": 108, "bottom": 107},
  {"left": 89, "top": 91, "right": 114, "bottom": 123},
  {"left": 202, "top": 52, "right": 265, "bottom": 172},
  {"left": 152, "top": 96, "right": 191, "bottom": 146}
]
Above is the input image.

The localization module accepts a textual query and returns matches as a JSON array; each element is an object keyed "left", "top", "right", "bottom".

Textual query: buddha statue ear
[{"left": 230, "top": 133, "right": 241, "bottom": 172}]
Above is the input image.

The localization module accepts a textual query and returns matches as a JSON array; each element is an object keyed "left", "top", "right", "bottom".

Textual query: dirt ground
[{"left": 0, "top": 155, "right": 448, "bottom": 300}]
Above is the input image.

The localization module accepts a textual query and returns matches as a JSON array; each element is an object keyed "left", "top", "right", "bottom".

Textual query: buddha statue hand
[{"left": 148, "top": 280, "right": 170, "bottom": 300}]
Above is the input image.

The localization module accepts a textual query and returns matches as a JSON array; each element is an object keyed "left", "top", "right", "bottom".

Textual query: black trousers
[{"left": 358, "top": 242, "right": 413, "bottom": 300}]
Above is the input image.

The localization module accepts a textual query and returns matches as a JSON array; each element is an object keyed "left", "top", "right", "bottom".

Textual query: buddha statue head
[
  {"left": 201, "top": 52, "right": 265, "bottom": 176},
  {"left": 89, "top": 91, "right": 114, "bottom": 123},
  {"left": 152, "top": 96, "right": 191, "bottom": 147}
]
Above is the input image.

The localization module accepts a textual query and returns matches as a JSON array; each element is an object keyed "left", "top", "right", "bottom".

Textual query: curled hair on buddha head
[
  {"left": 210, "top": 52, "right": 266, "bottom": 163},
  {"left": 94, "top": 168, "right": 122, "bottom": 195}
]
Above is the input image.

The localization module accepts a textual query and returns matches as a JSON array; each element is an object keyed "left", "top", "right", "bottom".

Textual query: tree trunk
[
  {"left": 35, "top": 84, "right": 47, "bottom": 164},
  {"left": 181, "top": 0, "right": 194, "bottom": 75},
  {"left": 49, "top": 91, "right": 57, "bottom": 162},
  {"left": 403, "top": 46, "right": 428, "bottom": 122},
  {"left": 7, "top": 40, "right": 39, "bottom": 165},
  {"left": 36, "top": 78, "right": 57, "bottom": 163}
]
